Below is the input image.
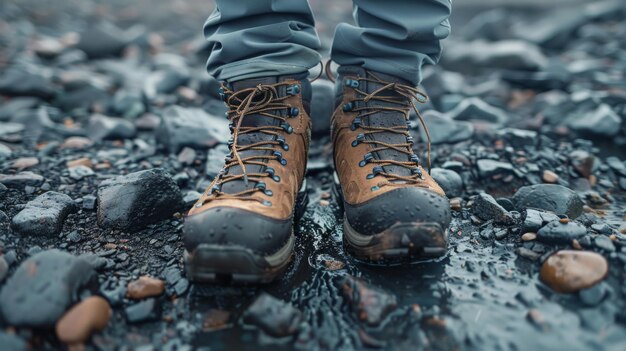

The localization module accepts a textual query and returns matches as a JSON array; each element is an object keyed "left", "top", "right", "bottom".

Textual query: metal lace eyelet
[
  {"left": 287, "top": 84, "right": 300, "bottom": 95},
  {"left": 351, "top": 117, "right": 361, "bottom": 131},
  {"left": 344, "top": 79, "right": 359, "bottom": 88},
  {"left": 371, "top": 186, "right": 380, "bottom": 191},
  {"left": 343, "top": 102, "right": 354, "bottom": 112},
  {"left": 262, "top": 200, "right": 272, "bottom": 206},
  {"left": 289, "top": 107, "right": 300, "bottom": 117},
  {"left": 264, "top": 189, "right": 273, "bottom": 196}
]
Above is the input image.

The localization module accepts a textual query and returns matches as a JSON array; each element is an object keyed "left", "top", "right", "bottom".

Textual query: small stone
[
  {"left": 97, "top": 168, "right": 181, "bottom": 231},
  {"left": 567, "top": 104, "right": 621, "bottom": 137},
  {"left": 203, "top": 309, "right": 231, "bottom": 331},
  {"left": 61, "top": 137, "right": 93, "bottom": 149},
  {"left": 476, "top": 159, "right": 514, "bottom": 178},
  {"left": 578, "top": 283, "right": 606, "bottom": 307},
  {"left": 68, "top": 165, "right": 95, "bottom": 180},
  {"left": 569, "top": 150, "right": 595, "bottom": 178},
  {"left": 88, "top": 114, "right": 136, "bottom": 141},
  {"left": 324, "top": 260, "right": 346, "bottom": 271},
  {"left": 75, "top": 21, "right": 130, "bottom": 58},
  {"left": 522, "top": 209, "right": 560, "bottom": 232},
  {"left": 537, "top": 220, "right": 586, "bottom": 244},
  {"left": 10, "top": 157, "right": 39, "bottom": 170},
  {"left": 431, "top": 168, "right": 463, "bottom": 198},
  {"left": 445, "top": 97, "right": 508, "bottom": 124},
  {"left": 82, "top": 195, "right": 97, "bottom": 210},
  {"left": 0, "top": 171, "right": 45, "bottom": 188},
  {"left": 125, "top": 298, "right": 161, "bottom": 323},
  {"left": 127, "top": 276, "right": 165, "bottom": 300},
  {"left": 540, "top": 250, "right": 608, "bottom": 293},
  {"left": 521, "top": 232, "right": 537, "bottom": 241},
  {"left": 471, "top": 192, "right": 515, "bottom": 225},
  {"left": 0, "top": 332, "right": 27, "bottom": 351},
  {"left": 183, "top": 191, "right": 201, "bottom": 207},
  {"left": 156, "top": 105, "right": 229, "bottom": 153},
  {"left": 56, "top": 296, "right": 111, "bottom": 345},
  {"left": 542, "top": 170, "right": 559, "bottom": 183},
  {"left": 594, "top": 235, "right": 615, "bottom": 252},
  {"left": 0, "top": 68, "right": 58, "bottom": 100},
  {"left": 450, "top": 197, "right": 462, "bottom": 211},
  {"left": 177, "top": 147, "right": 197, "bottom": 165},
  {"left": 341, "top": 275, "right": 397, "bottom": 326},
  {"left": 0, "top": 256, "right": 8, "bottom": 282},
  {"left": 11, "top": 192, "right": 77, "bottom": 237},
  {"left": 67, "top": 158, "right": 93, "bottom": 169},
  {"left": 244, "top": 293, "right": 302, "bottom": 337},
  {"left": 0, "top": 250, "right": 97, "bottom": 327},
  {"left": 516, "top": 247, "right": 541, "bottom": 261},
  {"left": 513, "top": 184, "right": 584, "bottom": 219}
]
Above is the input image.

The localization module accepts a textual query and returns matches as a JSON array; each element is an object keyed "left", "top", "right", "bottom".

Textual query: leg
[
  {"left": 331, "top": 0, "right": 451, "bottom": 85},
  {"left": 204, "top": 0, "right": 322, "bottom": 82}
]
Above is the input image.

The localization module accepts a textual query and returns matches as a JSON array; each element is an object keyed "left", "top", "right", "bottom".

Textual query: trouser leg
[
  {"left": 204, "top": 0, "right": 322, "bottom": 82},
  {"left": 330, "top": 0, "right": 452, "bottom": 85}
]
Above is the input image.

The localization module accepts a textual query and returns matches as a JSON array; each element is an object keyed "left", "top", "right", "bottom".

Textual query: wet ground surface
[{"left": 1, "top": 0, "right": 626, "bottom": 350}]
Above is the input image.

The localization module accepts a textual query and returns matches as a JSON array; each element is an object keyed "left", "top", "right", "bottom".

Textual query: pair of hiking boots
[{"left": 183, "top": 66, "right": 451, "bottom": 283}]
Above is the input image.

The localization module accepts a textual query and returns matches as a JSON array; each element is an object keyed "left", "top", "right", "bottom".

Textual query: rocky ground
[{"left": 1, "top": 0, "right": 626, "bottom": 350}]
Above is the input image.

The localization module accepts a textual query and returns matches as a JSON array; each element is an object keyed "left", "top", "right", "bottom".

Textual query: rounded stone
[
  {"left": 540, "top": 250, "right": 608, "bottom": 293},
  {"left": 56, "top": 296, "right": 111, "bottom": 345},
  {"left": 127, "top": 276, "right": 165, "bottom": 300}
]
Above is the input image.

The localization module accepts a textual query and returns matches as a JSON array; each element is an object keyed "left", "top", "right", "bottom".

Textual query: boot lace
[{"left": 199, "top": 82, "right": 299, "bottom": 207}]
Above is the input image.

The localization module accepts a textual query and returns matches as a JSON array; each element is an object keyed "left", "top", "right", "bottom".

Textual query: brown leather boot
[
  {"left": 184, "top": 74, "right": 311, "bottom": 283},
  {"left": 331, "top": 66, "right": 451, "bottom": 264}
]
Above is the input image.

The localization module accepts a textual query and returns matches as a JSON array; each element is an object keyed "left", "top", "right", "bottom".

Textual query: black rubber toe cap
[
  {"left": 344, "top": 187, "right": 451, "bottom": 236},
  {"left": 183, "top": 207, "right": 293, "bottom": 256}
]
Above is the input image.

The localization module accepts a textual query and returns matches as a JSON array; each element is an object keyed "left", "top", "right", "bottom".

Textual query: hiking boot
[
  {"left": 184, "top": 73, "right": 311, "bottom": 283},
  {"left": 331, "top": 66, "right": 451, "bottom": 264}
]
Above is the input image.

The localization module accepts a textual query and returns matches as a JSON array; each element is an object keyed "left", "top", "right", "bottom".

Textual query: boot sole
[
  {"left": 332, "top": 172, "right": 448, "bottom": 265},
  {"left": 185, "top": 180, "right": 309, "bottom": 284}
]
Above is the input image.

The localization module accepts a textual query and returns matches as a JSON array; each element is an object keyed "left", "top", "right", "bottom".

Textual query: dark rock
[
  {"left": 0, "top": 256, "right": 8, "bottom": 282},
  {"left": 567, "top": 104, "right": 621, "bottom": 137},
  {"left": 173, "top": 278, "right": 189, "bottom": 296},
  {"left": 88, "top": 114, "right": 137, "bottom": 141},
  {"left": 536, "top": 220, "right": 587, "bottom": 244},
  {"left": 476, "top": 159, "right": 514, "bottom": 178},
  {"left": 183, "top": 191, "right": 201, "bottom": 207},
  {"left": 0, "top": 250, "right": 97, "bottom": 327},
  {"left": 579, "top": 283, "right": 607, "bottom": 307},
  {"left": 569, "top": 150, "right": 595, "bottom": 178},
  {"left": 0, "top": 143, "right": 12, "bottom": 159},
  {"left": 143, "top": 68, "right": 190, "bottom": 101},
  {"left": 82, "top": 195, "right": 97, "bottom": 210},
  {"left": 125, "top": 298, "right": 161, "bottom": 323},
  {"left": 0, "top": 68, "right": 58, "bottom": 100},
  {"left": 0, "top": 332, "right": 27, "bottom": 351},
  {"left": 606, "top": 157, "right": 626, "bottom": 177},
  {"left": 416, "top": 110, "right": 474, "bottom": 144},
  {"left": 11, "top": 192, "right": 77, "bottom": 237},
  {"left": 341, "top": 275, "right": 397, "bottom": 326},
  {"left": 243, "top": 293, "right": 302, "bottom": 337},
  {"left": 75, "top": 22, "right": 130, "bottom": 58},
  {"left": 157, "top": 106, "right": 229, "bottom": 153},
  {"left": 444, "top": 40, "right": 548, "bottom": 72},
  {"left": 522, "top": 209, "right": 560, "bottom": 232},
  {"left": 310, "top": 80, "right": 334, "bottom": 135},
  {"left": 512, "top": 184, "right": 584, "bottom": 219},
  {"left": 497, "top": 128, "right": 537, "bottom": 148},
  {"left": 177, "top": 147, "right": 197, "bottom": 166},
  {"left": 97, "top": 168, "right": 182, "bottom": 231},
  {"left": 594, "top": 235, "right": 615, "bottom": 252},
  {"left": 430, "top": 168, "right": 463, "bottom": 198},
  {"left": 0, "top": 172, "right": 44, "bottom": 188},
  {"left": 445, "top": 98, "right": 508, "bottom": 124},
  {"left": 472, "top": 192, "right": 515, "bottom": 225}
]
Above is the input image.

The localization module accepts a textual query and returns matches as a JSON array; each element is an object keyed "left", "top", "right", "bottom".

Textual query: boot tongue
[
  {"left": 339, "top": 66, "right": 416, "bottom": 178},
  {"left": 219, "top": 74, "right": 309, "bottom": 194}
]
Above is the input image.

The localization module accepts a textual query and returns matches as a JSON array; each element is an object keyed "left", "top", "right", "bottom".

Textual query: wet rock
[
  {"left": 416, "top": 110, "right": 474, "bottom": 144},
  {"left": 127, "top": 276, "right": 165, "bottom": 300},
  {"left": 476, "top": 159, "right": 513, "bottom": 178},
  {"left": 522, "top": 209, "right": 560, "bottom": 232},
  {"left": 341, "top": 275, "right": 397, "bottom": 326},
  {"left": 60, "top": 136, "right": 93, "bottom": 149},
  {"left": 243, "top": 293, "right": 302, "bottom": 337},
  {"left": 0, "top": 171, "right": 45, "bottom": 188},
  {"left": 0, "top": 143, "right": 12, "bottom": 159},
  {"left": 183, "top": 191, "right": 201, "bottom": 207},
  {"left": 0, "top": 250, "right": 97, "bottom": 327},
  {"left": 11, "top": 192, "right": 77, "bottom": 237},
  {"left": 56, "top": 296, "right": 111, "bottom": 345},
  {"left": 578, "top": 283, "right": 607, "bottom": 307},
  {"left": 75, "top": 21, "right": 130, "bottom": 58},
  {"left": 444, "top": 40, "right": 548, "bottom": 72},
  {"left": 156, "top": 105, "right": 229, "bottom": 153},
  {"left": 567, "top": 104, "right": 621, "bottom": 137},
  {"left": 0, "top": 332, "right": 27, "bottom": 351},
  {"left": 542, "top": 170, "right": 559, "bottom": 184},
  {"left": 125, "top": 298, "right": 161, "bottom": 323},
  {"left": 521, "top": 232, "right": 537, "bottom": 241},
  {"left": 97, "top": 168, "right": 182, "bottom": 231},
  {"left": 143, "top": 68, "right": 190, "bottom": 101},
  {"left": 82, "top": 195, "right": 97, "bottom": 210},
  {"left": 0, "top": 256, "right": 8, "bottom": 282},
  {"left": 540, "top": 250, "right": 608, "bottom": 293},
  {"left": 88, "top": 114, "right": 137, "bottom": 141},
  {"left": 431, "top": 168, "right": 463, "bottom": 198},
  {"left": 10, "top": 157, "right": 39, "bottom": 170},
  {"left": 497, "top": 128, "right": 537, "bottom": 148},
  {"left": 512, "top": 184, "right": 584, "bottom": 219},
  {"left": 205, "top": 144, "right": 229, "bottom": 179},
  {"left": 471, "top": 192, "right": 515, "bottom": 225},
  {"left": 177, "top": 147, "right": 197, "bottom": 166},
  {"left": 445, "top": 97, "right": 508, "bottom": 124},
  {"left": 68, "top": 165, "right": 95, "bottom": 180},
  {"left": 0, "top": 67, "right": 58, "bottom": 100},
  {"left": 310, "top": 79, "right": 334, "bottom": 135},
  {"left": 537, "top": 220, "right": 587, "bottom": 244},
  {"left": 606, "top": 156, "right": 626, "bottom": 177},
  {"left": 594, "top": 235, "right": 615, "bottom": 252}
]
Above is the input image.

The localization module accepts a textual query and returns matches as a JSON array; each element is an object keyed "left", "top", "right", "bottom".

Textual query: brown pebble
[
  {"left": 10, "top": 157, "right": 39, "bottom": 170},
  {"left": 202, "top": 309, "right": 231, "bottom": 331},
  {"left": 67, "top": 158, "right": 93, "bottom": 169},
  {"left": 521, "top": 232, "right": 536, "bottom": 241},
  {"left": 572, "top": 239, "right": 582, "bottom": 250},
  {"left": 56, "top": 296, "right": 111, "bottom": 345},
  {"left": 127, "top": 276, "right": 165, "bottom": 299},
  {"left": 559, "top": 217, "right": 569, "bottom": 224},
  {"left": 103, "top": 243, "right": 117, "bottom": 250},
  {"left": 542, "top": 170, "right": 559, "bottom": 183},
  {"left": 450, "top": 197, "right": 462, "bottom": 211},
  {"left": 540, "top": 250, "right": 608, "bottom": 293},
  {"left": 324, "top": 260, "right": 346, "bottom": 271},
  {"left": 319, "top": 200, "right": 330, "bottom": 206},
  {"left": 320, "top": 192, "right": 331, "bottom": 200},
  {"left": 61, "top": 137, "right": 93, "bottom": 149}
]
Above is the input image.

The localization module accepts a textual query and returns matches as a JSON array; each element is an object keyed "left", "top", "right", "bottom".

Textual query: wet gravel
[{"left": 1, "top": 0, "right": 626, "bottom": 350}]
